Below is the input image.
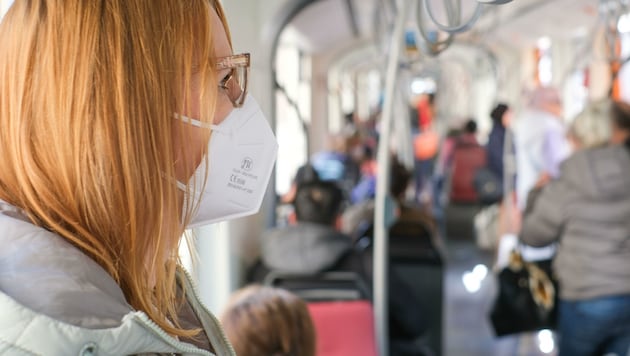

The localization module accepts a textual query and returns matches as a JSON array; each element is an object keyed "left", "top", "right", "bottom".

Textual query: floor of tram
[{"left": 443, "top": 205, "right": 558, "bottom": 356}]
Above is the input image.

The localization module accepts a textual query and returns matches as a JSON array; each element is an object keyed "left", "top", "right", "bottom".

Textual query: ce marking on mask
[{"left": 227, "top": 157, "right": 259, "bottom": 194}]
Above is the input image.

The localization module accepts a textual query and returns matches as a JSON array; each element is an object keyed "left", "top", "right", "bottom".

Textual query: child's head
[{"left": 221, "top": 285, "right": 316, "bottom": 356}]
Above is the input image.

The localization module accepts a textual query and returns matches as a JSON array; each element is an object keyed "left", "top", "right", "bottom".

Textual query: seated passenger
[
  {"left": 221, "top": 285, "right": 316, "bottom": 356},
  {"left": 249, "top": 180, "right": 428, "bottom": 355},
  {"left": 311, "top": 133, "right": 360, "bottom": 194},
  {"left": 251, "top": 180, "right": 361, "bottom": 279},
  {"left": 280, "top": 163, "right": 320, "bottom": 205},
  {"left": 389, "top": 159, "right": 437, "bottom": 242},
  {"left": 343, "top": 158, "right": 436, "bottom": 244},
  {"left": 520, "top": 100, "right": 630, "bottom": 356}
]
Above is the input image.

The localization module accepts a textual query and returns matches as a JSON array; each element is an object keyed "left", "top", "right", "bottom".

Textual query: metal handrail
[{"left": 373, "top": 1, "right": 413, "bottom": 354}]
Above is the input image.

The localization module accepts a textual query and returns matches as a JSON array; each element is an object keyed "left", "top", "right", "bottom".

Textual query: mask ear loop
[
  {"left": 171, "top": 113, "right": 233, "bottom": 196},
  {"left": 170, "top": 113, "right": 218, "bottom": 228},
  {"left": 173, "top": 113, "right": 233, "bottom": 136}
]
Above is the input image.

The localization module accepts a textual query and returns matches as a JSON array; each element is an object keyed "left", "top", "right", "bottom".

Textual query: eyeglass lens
[{"left": 223, "top": 66, "right": 247, "bottom": 107}]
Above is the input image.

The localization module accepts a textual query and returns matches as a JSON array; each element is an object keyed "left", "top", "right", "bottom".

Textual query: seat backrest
[
  {"left": 263, "top": 271, "right": 371, "bottom": 302},
  {"left": 307, "top": 300, "right": 378, "bottom": 356},
  {"left": 390, "top": 251, "right": 444, "bottom": 356},
  {"left": 388, "top": 225, "right": 444, "bottom": 356},
  {"left": 388, "top": 220, "right": 441, "bottom": 264}
]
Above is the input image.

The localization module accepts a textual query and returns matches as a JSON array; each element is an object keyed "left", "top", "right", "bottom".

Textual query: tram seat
[
  {"left": 264, "top": 272, "right": 377, "bottom": 356},
  {"left": 350, "top": 217, "right": 445, "bottom": 355},
  {"left": 263, "top": 271, "right": 371, "bottom": 302},
  {"left": 307, "top": 300, "right": 377, "bottom": 356},
  {"left": 388, "top": 224, "right": 445, "bottom": 356}
]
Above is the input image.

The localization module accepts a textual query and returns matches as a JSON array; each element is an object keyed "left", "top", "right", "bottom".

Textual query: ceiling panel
[{"left": 281, "top": 0, "right": 606, "bottom": 54}]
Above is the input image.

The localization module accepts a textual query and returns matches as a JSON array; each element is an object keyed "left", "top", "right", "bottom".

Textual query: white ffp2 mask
[{"left": 177, "top": 95, "right": 278, "bottom": 228}]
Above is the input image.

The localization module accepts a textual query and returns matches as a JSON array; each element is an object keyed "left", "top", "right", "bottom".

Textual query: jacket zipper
[
  {"left": 132, "top": 312, "right": 213, "bottom": 356},
  {"left": 179, "top": 268, "right": 236, "bottom": 356}
]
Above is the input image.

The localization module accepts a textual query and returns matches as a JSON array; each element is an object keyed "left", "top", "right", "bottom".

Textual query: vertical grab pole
[{"left": 374, "top": 0, "right": 412, "bottom": 354}]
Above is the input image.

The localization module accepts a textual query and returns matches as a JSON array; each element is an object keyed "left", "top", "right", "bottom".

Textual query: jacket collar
[
  {"left": 0, "top": 201, "right": 233, "bottom": 355},
  {"left": 0, "top": 201, "right": 132, "bottom": 329}
]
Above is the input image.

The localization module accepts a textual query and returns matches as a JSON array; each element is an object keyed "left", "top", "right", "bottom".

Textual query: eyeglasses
[{"left": 216, "top": 53, "right": 250, "bottom": 108}]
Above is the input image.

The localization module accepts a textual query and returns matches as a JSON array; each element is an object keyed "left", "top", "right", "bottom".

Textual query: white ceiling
[
  {"left": 282, "top": 0, "right": 603, "bottom": 54},
  {"left": 475, "top": 0, "right": 599, "bottom": 46},
  {"left": 281, "top": 0, "right": 376, "bottom": 53}
]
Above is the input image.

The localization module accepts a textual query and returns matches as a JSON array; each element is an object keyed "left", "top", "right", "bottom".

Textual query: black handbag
[
  {"left": 473, "top": 168, "right": 503, "bottom": 205},
  {"left": 490, "top": 249, "right": 558, "bottom": 336}
]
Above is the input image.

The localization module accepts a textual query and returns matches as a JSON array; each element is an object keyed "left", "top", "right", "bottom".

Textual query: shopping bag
[
  {"left": 473, "top": 167, "right": 503, "bottom": 205},
  {"left": 473, "top": 204, "right": 499, "bottom": 251},
  {"left": 490, "top": 249, "right": 558, "bottom": 336}
]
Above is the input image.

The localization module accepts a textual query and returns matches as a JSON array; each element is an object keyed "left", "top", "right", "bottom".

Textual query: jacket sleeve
[{"left": 520, "top": 177, "right": 569, "bottom": 247}]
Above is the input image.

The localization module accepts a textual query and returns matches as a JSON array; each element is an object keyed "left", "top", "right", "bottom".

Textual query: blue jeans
[{"left": 558, "top": 295, "right": 630, "bottom": 356}]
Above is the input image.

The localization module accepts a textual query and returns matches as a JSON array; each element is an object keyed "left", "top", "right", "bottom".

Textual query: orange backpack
[{"left": 413, "top": 129, "right": 439, "bottom": 160}]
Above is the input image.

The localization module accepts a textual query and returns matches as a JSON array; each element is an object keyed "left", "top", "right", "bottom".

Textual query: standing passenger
[
  {"left": 486, "top": 103, "right": 513, "bottom": 192},
  {"left": 413, "top": 93, "right": 439, "bottom": 205},
  {"left": 520, "top": 101, "right": 630, "bottom": 356},
  {"left": 566, "top": 99, "right": 611, "bottom": 151},
  {"left": 610, "top": 100, "right": 630, "bottom": 144},
  {"left": 513, "top": 87, "right": 570, "bottom": 210},
  {"left": 0, "top": 1, "right": 277, "bottom": 354},
  {"left": 448, "top": 119, "right": 486, "bottom": 204}
]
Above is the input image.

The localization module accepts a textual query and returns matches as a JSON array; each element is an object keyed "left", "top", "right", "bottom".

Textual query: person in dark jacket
[
  {"left": 487, "top": 103, "right": 513, "bottom": 189},
  {"left": 254, "top": 180, "right": 354, "bottom": 278},
  {"left": 249, "top": 180, "right": 427, "bottom": 355}
]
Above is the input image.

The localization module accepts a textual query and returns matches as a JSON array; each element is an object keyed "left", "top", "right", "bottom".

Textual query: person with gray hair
[
  {"left": 567, "top": 99, "right": 612, "bottom": 150},
  {"left": 513, "top": 86, "right": 570, "bottom": 211},
  {"left": 519, "top": 100, "right": 630, "bottom": 355}
]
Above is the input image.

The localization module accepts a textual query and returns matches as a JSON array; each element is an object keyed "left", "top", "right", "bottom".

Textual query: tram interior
[
  {"left": 237, "top": 1, "right": 628, "bottom": 355},
  {"left": 2, "top": 0, "right": 630, "bottom": 355}
]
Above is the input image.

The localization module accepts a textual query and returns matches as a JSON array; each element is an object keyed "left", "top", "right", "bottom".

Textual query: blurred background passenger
[
  {"left": 342, "top": 157, "right": 436, "bottom": 243},
  {"left": 610, "top": 99, "right": 630, "bottom": 144},
  {"left": 513, "top": 86, "right": 570, "bottom": 210},
  {"left": 250, "top": 180, "right": 359, "bottom": 281},
  {"left": 448, "top": 119, "right": 486, "bottom": 205},
  {"left": 221, "top": 285, "right": 316, "bottom": 356},
  {"left": 486, "top": 103, "right": 513, "bottom": 193},
  {"left": 280, "top": 163, "right": 321, "bottom": 205},
  {"left": 350, "top": 144, "right": 378, "bottom": 205},
  {"left": 250, "top": 177, "right": 428, "bottom": 355},
  {"left": 386, "top": 158, "right": 436, "bottom": 242},
  {"left": 519, "top": 100, "right": 630, "bottom": 356},
  {"left": 566, "top": 99, "right": 611, "bottom": 150},
  {"left": 311, "top": 132, "right": 360, "bottom": 195},
  {"left": 432, "top": 125, "right": 462, "bottom": 217},
  {"left": 460, "top": 119, "right": 480, "bottom": 143},
  {"left": 413, "top": 93, "right": 439, "bottom": 206}
]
